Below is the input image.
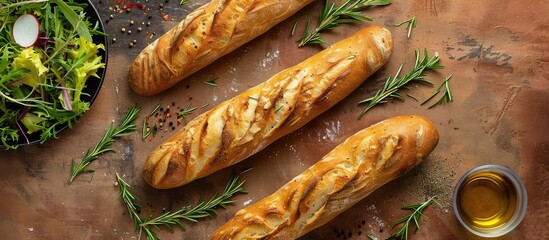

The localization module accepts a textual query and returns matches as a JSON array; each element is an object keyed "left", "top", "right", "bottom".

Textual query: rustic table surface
[{"left": 1, "top": 0, "right": 548, "bottom": 239}]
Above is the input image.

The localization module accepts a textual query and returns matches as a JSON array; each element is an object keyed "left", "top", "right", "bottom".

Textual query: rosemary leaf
[
  {"left": 298, "top": 0, "right": 391, "bottom": 47},
  {"left": 368, "top": 235, "right": 379, "bottom": 240},
  {"left": 274, "top": 104, "right": 284, "bottom": 113},
  {"left": 291, "top": 21, "right": 298, "bottom": 36},
  {"left": 395, "top": 16, "right": 417, "bottom": 38},
  {"left": 406, "top": 94, "right": 419, "bottom": 102},
  {"left": 358, "top": 49, "right": 443, "bottom": 119},
  {"left": 179, "top": 0, "right": 189, "bottom": 5},
  {"left": 387, "top": 196, "right": 441, "bottom": 240},
  {"left": 203, "top": 77, "right": 219, "bottom": 87},
  {"left": 70, "top": 106, "right": 140, "bottom": 182},
  {"left": 149, "top": 103, "right": 161, "bottom": 116}
]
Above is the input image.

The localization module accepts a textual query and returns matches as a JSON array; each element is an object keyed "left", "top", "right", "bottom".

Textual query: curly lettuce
[
  {"left": 66, "top": 37, "right": 105, "bottom": 106},
  {"left": 12, "top": 48, "right": 48, "bottom": 88}
]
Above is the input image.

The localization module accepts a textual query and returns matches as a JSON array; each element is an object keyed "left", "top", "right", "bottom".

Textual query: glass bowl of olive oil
[{"left": 453, "top": 165, "right": 527, "bottom": 237}]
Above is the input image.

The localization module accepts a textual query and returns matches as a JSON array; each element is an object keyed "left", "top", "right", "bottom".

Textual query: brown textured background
[{"left": 1, "top": 0, "right": 548, "bottom": 239}]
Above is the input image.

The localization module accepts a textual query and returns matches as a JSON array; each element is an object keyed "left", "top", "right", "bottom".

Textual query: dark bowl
[{"left": 6, "top": 0, "right": 108, "bottom": 148}]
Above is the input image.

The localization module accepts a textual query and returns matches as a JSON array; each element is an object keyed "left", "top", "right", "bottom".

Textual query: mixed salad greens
[{"left": 0, "top": 0, "right": 106, "bottom": 149}]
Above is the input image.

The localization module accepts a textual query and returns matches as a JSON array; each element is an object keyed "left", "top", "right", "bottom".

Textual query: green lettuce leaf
[
  {"left": 66, "top": 37, "right": 104, "bottom": 103},
  {"left": 12, "top": 48, "right": 48, "bottom": 88},
  {"left": 21, "top": 112, "right": 46, "bottom": 134}
]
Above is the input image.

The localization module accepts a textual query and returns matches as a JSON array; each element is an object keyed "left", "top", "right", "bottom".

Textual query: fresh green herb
[
  {"left": 298, "top": 0, "right": 391, "bottom": 47},
  {"left": 291, "top": 21, "right": 298, "bottom": 36},
  {"left": 200, "top": 103, "right": 209, "bottom": 109},
  {"left": 274, "top": 104, "right": 284, "bottom": 113},
  {"left": 70, "top": 106, "right": 140, "bottom": 182},
  {"left": 0, "top": 0, "right": 48, "bottom": 10},
  {"left": 387, "top": 196, "right": 441, "bottom": 240},
  {"left": 50, "top": 0, "right": 92, "bottom": 41},
  {"left": 141, "top": 118, "right": 151, "bottom": 140},
  {"left": 115, "top": 173, "right": 143, "bottom": 231},
  {"left": 358, "top": 49, "right": 443, "bottom": 119},
  {"left": 421, "top": 75, "right": 453, "bottom": 109},
  {"left": 203, "top": 77, "right": 218, "bottom": 87},
  {"left": 395, "top": 16, "right": 417, "bottom": 39},
  {"left": 180, "top": 0, "right": 189, "bottom": 5},
  {"left": 0, "top": 0, "right": 105, "bottom": 149},
  {"left": 178, "top": 103, "right": 198, "bottom": 124},
  {"left": 406, "top": 94, "right": 419, "bottom": 102},
  {"left": 149, "top": 103, "right": 161, "bottom": 116},
  {"left": 240, "top": 167, "right": 254, "bottom": 174},
  {"left": 116, "top": 170, "right": 248, "bottom": 240}
]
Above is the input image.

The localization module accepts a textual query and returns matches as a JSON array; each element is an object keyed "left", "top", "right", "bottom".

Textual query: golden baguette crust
[
  {"left": 143, "top": 26, "right": 393, "bottom": 189},
  {"left": 211, "top": 115, "right": 439, "bottom": 240},
  {"left": 128, "top": 0, "right": 315, "bottom": 96}
]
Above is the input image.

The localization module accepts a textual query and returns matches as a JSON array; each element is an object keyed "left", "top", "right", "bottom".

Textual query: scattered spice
[
  {"left": 129, "top": 42, "right": 134, "bottom": 48},
  {"left": 143, "top": 101, "right": 206, "bottom": 141},
  {"left": 121, "top": 27, "right": 126, "bottom": 33},
  {"left": 127, "top": 30, "right": 132, "bottom": 34},
  {"left": 137, "top": 27, "right": 142, "bottom": 32},
  {"left": 112, "top": 37, "right": 117, "bottom": 43},
  {"left": 123, "top": 2, "right": 146, "bottom": 12},
  {"left": 109, "top": 14, "right": 114, "bottom": 19},
  {"left": 129, "top": 20, "right": 135, "bottom": 25}
]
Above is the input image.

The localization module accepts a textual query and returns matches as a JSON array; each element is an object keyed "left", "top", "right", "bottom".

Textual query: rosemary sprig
[
  {"left": 203, "top": 77, "right": 219, "bottom": 87},
  {"left": 178, "top": 103, "right": 199, "bottom": 124},
  {"left": 358, "top": 49, "right": 444, "bottom": 119},
  {"left": 69, "top": 106, "right": 140, "bottom": 182},
  {"left": 140, "top": 172, "right": 246, "bottom": 230},
  {"left": 298, "top": 0, "right": 391, "bottom": 47},
  {"left": 421, "top": 75, "right": 453, "bottom": 109},
  {"left": 116, "top": 171, "right": 247, "bottom": 240},
  {"left": 115, "top": 173, "right": 143, "bottom": 231},
  {"left": 387, "top": 196, "right": 441, "bottom": 240},
  {"left": 395, "top": 16, "right": 417, "bottom": 38},
  {"left": 149, "top": 103, "right": 161, "bottom": 116},
  {"left": 179, "top": 0, "right": 189, "bottom": 5}
]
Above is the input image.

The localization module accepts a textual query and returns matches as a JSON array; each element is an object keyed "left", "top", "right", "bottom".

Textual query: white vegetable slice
[{"left": 12, "top": 14, "right": 40, "bottom": 48}]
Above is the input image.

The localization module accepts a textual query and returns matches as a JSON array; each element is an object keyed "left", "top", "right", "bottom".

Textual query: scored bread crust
[
  {"left": 128, "top": 0, "right": 315, "bottom": 96},
  {"left": 143, "top": 26, "right": 394, "bottom": 189},
  {"left": 211, "top": 115, "right": 440, "bottom": 240}
]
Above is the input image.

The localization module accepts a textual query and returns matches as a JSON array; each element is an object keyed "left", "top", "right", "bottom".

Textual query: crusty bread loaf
[
  {"left": 128, "top": 0, "right": 315, "bottom": 96},
  {"left": 143, "top": 26, "right": 393, "bottom": 189},
  {"left": 211, "top": 115, "right": 439, "bottom": 240}
]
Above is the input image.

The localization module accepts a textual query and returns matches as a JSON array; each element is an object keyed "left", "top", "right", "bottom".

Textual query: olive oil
[{"left": 455, "top": 171, "right": 517, "bottom": 231}]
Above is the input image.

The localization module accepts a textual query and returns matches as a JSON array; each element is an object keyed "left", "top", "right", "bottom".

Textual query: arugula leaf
[{"left": 50, "top": 0, "right": 92, "bottom": 41}]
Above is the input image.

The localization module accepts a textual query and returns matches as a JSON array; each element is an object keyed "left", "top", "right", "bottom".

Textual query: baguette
[
  {"left": 143, "top": 26, "right": 393, "bottom": 189},
  {"left": 211, "top": 115, "right": 439, "bottom": 240},
  {"left": 128, "top": 0, "right": 315, "bottom": 96}
]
